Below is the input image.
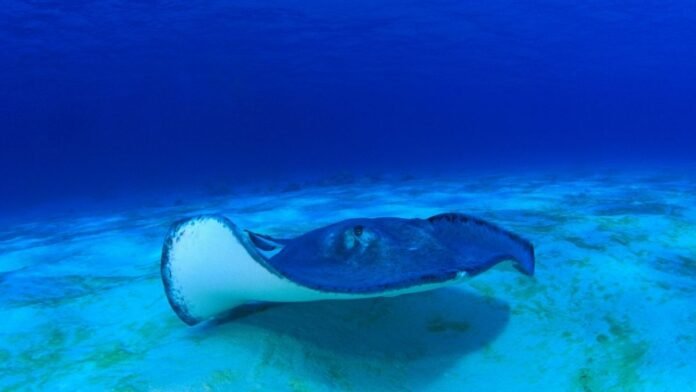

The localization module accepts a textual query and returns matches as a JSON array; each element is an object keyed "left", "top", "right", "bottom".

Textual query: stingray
[{"left": 161, "top": 213, "right": 535, "bottom": 325}]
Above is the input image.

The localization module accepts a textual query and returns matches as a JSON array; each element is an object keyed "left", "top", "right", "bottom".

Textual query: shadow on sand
[{"left": 204, "top": 288, "right": 510, "bottom": 389}]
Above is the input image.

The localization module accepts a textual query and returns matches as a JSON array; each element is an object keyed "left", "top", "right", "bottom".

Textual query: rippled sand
[{"left": 1, "top": 169, "right": 695, "bottom": 391}]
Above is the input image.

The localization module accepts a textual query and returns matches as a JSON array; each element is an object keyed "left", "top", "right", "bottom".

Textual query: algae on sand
[{"left": 1, "top": 170, "right": 695, "bottom": 390}]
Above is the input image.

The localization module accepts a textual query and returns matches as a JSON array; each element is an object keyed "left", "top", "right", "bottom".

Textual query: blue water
[
  {"left": 3, "top": 1, "right": 696, "bottom": 209},
  {"left": 1, "top": 1, "right": 696, "bottom": 391}
]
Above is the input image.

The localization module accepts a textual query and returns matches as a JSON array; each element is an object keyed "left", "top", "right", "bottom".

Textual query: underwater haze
[{"left": 2, "top": 1, "right": 696, "bottom": 391}]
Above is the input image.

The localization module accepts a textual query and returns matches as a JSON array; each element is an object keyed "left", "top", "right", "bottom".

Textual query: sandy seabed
[{"left": 1, "top": 169, "right": 695, "bottom": 391}]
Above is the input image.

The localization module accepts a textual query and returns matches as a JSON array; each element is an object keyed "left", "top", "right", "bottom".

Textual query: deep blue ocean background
[{"left": 2, "top": 1, "right": 696, "bottom": 213}]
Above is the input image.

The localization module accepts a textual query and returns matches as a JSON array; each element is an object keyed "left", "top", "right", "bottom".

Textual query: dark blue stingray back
[{"left": 262, "top": 213, "right": 534, "bottom": 294}]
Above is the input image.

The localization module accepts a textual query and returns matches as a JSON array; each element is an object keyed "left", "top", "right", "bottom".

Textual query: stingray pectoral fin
[
  {"left": 478, "top": 242, "right": 535, "bottom": 277},
  {"left": 427, "top": 213, "right": 535, "bottom": 277},
  {"left": 465, "top": 254, "right": 533, "bottom": 278},
  {"left": 161, "top": 216, "right": 253, "bottom": 325},
  {"left": 511, "top": 248, "right": 535, "bottom": 276},
  {"left": 161, "top": 216, "right": 308, "bottom": 325},
  {"left": 161, "top": 216, "right": 365, "bottom": 325}
]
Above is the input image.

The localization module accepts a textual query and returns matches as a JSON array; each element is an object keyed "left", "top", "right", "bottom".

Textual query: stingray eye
[{"left": 353, "top": 225, "right": 364, "bottom": 237}]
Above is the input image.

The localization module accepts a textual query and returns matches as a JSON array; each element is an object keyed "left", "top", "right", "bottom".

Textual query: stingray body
[{"left": 161, "top": 213, "right": 535, "bottom": 325}]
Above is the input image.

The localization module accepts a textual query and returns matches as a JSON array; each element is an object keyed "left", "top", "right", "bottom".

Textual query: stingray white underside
[{"left": 162, "top": 217, "right": 469, "bottom": 325}]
